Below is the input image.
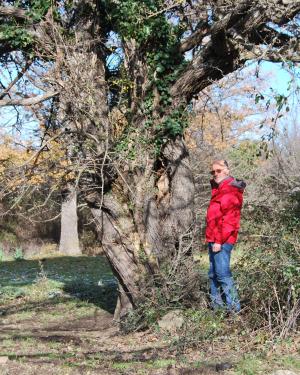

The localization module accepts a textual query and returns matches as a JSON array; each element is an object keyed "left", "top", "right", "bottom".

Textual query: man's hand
[{"left": 212, "top": 243, "right": 222, "bottom": 252}]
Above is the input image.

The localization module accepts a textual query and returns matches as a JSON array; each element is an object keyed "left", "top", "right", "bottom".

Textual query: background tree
[
  {"left": 0, "top": 0, "right": 300, "bottom": 318},
  {"left": 59, "top": 184, "right": 81, "bottom": 255},
  {"left": 0, "top": 129, "right": 82, "bottom": 255}
]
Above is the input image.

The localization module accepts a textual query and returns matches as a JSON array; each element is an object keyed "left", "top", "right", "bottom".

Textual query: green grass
[
  {"left": 112, "top": 362, "right": 136, "bottom": 370},
  {"left": 149, "top": 358, "right": 176, "bottom": 368},
  {"left": 276, "top": 355, "right": 300, "bottom": 371},
  {"left": 234, "top": 354, "right": 264, "bottom": 375},
  {"left": 0, "top": 255, "right": 118, "bottom": 313},
  {"left": 111, "top": 358, "right": 176, "bottom": 371},
  {"left": 232, "top": 353, "right": 300, "bottom": 375}
]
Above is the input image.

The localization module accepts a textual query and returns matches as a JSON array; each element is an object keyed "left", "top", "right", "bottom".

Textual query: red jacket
[{"left": 205, "top": 176, "right": 245, "bottom": 245}]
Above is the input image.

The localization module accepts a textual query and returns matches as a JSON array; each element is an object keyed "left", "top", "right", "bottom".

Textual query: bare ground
[
  {"left": 0, "top": 303, "right": 247, "bottom": 375},
  {"left": 0, "top": 253, "right": 299, "bottom": 375},
  {"left": 1, "top": 303, "right": 299, "bottom": 375}
]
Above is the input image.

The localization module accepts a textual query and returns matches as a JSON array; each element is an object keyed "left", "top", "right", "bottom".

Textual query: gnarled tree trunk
[{"left": 88, "top": 137, "right": 195, "bottom": 318}]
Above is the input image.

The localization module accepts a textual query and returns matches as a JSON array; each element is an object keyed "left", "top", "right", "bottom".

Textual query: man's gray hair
[{"left": 212, "top": 160, "right": 229, "bottom": 168}]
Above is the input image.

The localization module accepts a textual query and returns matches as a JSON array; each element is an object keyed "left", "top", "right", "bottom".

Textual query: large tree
[{"left": 1, "top": 0, "right": 300, "bottom": 318}]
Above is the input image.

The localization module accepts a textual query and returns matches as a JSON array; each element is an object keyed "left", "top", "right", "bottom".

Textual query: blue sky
[
  {"left": 252, "top": 61, "right": 299, "bottom": 135},
  {"left": 258, "top": 61, "right": 299, "bottom": 97}
]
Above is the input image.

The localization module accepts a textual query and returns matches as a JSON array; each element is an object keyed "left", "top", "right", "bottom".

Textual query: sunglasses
[{"left": 210, "top": 169, "right": 224, "bottom": 175}]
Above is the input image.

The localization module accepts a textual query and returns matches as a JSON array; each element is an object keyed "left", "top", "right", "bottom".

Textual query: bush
[
  {"left": 236, "top": 218, "right": 300, "bottom": 337},
  {"left": 168, "top": 309, "right": 225, "bottom": 352},
  {"left": 121, "top": 242, "right": 209, "bottom": 332}
]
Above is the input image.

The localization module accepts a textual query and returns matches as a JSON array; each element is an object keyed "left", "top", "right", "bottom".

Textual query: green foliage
[
  {"left": 105, "top": 0, "right": 188, "bottom": 156},
  {"left": 0, "top": 25, "right": 33, "bottom": 49},
  {"left": 165, "top": 309, "right": 225, "bottom": 353},
  {"left": 26, "top": 0, "right": 52, "bottom": 22},
  {"left": 236, "top": 215, "right": 300, "bottom": 333},
  {"left": 158, "top": 107, "right": 188, "bottom": 137},
  {"left": 114, "top": 133, "right": 137, "bottom": 160},
  {"left": 183, "top": 308, "right": 225, "bottom": 339},
  {"left": 235, "top": 354, "right": 264, "bottom": 375},
  {"left": 255, "top": 93, "right": 264, "bottom": 104},
  {"left": 107, "top": 0, "right": 182, "bottom": 48},
  {"left": 0, "top": 0, "right": 54, "bottom": 52},
  {"left": 228, "top": 140, "right": 272, "bottom": 179},
  {"left": 0, "top": 285, "right": 26, "bottom": 300},
  {"left": 229, "top": 140, "right": 261, "bottom": 166},
  {"left": 274, "top": 93, "right": 288, "bottom": 112}
]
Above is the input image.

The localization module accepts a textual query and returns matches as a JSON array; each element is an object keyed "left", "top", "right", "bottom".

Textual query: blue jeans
[{"left": 208, "top": 243, "right": 240, "bottom": 312}]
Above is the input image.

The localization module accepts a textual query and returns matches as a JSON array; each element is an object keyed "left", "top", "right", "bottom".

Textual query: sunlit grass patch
[
  {"left": 112, "top": 361, "right": 136, "bottom": 370},
  {"left": 232, "top": 353, "right": 300, "bottom": 375},
  {"left": 279, "top": 355, "right": 300, "bottom": 370},
  {"left": 37, "top": 299, "right": 97, "bottom": 321},
  {"left": 0, "top": 338, "right": 15, "bottom": 349},
  {"left": 0, "top": 336, "right": 41, "bottom": 356},
  {"left": 234, "top": 354, "right": 265, "bottom": 375},
  {"left": 0, "top": 255, "right": 117, "bottom": 337},
  {"left": 148, "top": 358, "right": 176, "bottom": 368},
  {"left": 25, "top": 278, "right": 64, "bottom": 300},
  {"left": 162, "top": 308, "right": 226, "bottom": 351},
  {"left": 6, "top": 309, "right": 34, "bottom": 322},
  {"left": 112, "top": 358, "right": 176, "bottom": 371},
  {"left": 0, "top": 255, "right": 117, "bottom": 312},
  {"left": 0, "top": 285, "right": 27, "bottom": 301}
]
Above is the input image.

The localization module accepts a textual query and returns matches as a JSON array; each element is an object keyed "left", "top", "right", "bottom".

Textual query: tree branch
[
  {"left": 0, "top": 6, "right": 28, "bottom": 20},
  {"left": 173, "top": 1, "right": 300, "bottom": 105},
  {"left": 180, "top": 0, "right": 252, "bottom": 53},
  {"left": 239, "top": 44, "right": 300, "bottom": 63},
  {"left": 268, "top": 0, "right": 300, "bottom": 25},
  {"left": 0, "top": 91, "right": 58, "bottom": 107},
  {"left": 0, "top": 60, "right": 32, "bottom": 100},
  {"left": 180, "top": 27, "right": 208, "bottom": 54}
]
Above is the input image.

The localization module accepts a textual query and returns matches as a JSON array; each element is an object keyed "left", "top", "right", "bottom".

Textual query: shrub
[
  {"left": 121, "top": 240, "right": 209, "bottom": 332},
  {"left": 236, "top": 217, "right": 300, "bottom": 337}
]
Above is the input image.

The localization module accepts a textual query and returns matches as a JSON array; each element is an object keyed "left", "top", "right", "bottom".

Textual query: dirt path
[{"left": 0, "top": 307, "right": 247, "bottom": 375}]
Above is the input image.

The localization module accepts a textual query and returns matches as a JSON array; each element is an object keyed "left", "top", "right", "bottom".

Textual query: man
[{"left": 205, "top": 160, "right": 246, "bottom": 312}]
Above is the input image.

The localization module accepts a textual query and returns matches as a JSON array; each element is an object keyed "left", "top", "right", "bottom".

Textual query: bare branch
[
  {"left": 0, "top": 91, "right": 58, "bottom": 107},
  {"left": 180, "top": 1, "right": 252, "bottom": 53},
  {"left": 180, "top": 27, "right": 208, "bottom": 54},
  {"left": 268, "top": 0, "right": 300, "bottom": 25},
  {"left": 0, "top": 6, "right": 28, "bottom": 20},
  {"left": 239, "top": 44, "right": 300, "bottom": 63},
  {"left": 0, "top": 60, "right": 32, "bottom": 100},
  {"left": 172, "top": 1, "right": 300, "bottom": 104}
]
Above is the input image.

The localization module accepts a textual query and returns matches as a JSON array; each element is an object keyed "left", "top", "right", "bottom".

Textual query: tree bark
[
  {"left": 86, "top": 137, "right": 195, "bottom": 317},
  {"left": 59, "top": 185, "right": 81, "bottom": 256}
]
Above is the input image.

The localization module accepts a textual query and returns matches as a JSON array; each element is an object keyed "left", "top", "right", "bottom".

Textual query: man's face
[{"left": 210, "top": 163, "right": 229, "bottom": 184}]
